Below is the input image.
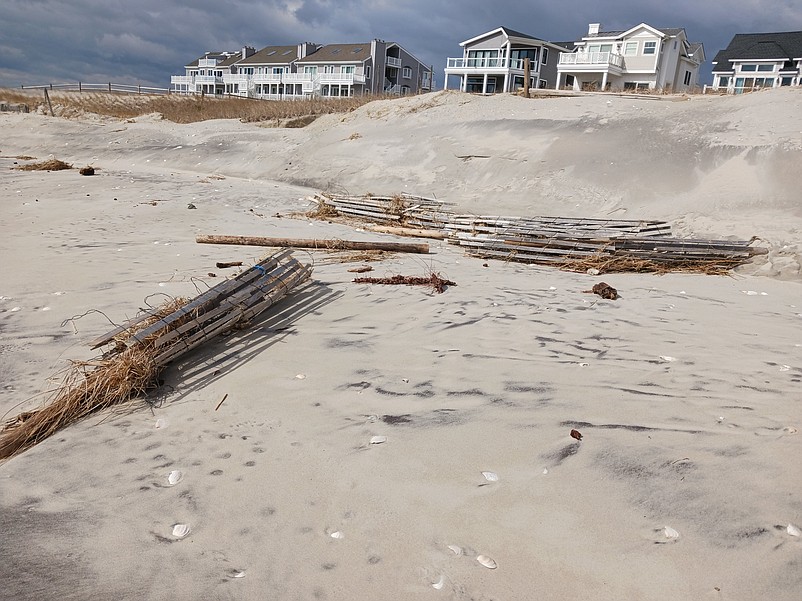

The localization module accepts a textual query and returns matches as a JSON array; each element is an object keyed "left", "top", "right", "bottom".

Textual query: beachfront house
[
  {"left": 708, "top": 31, "right": 802, "bottom": 94},
  {"left": 294, "top": 40, "right": 432, "bottom": 97},
  {"left": 555, "top": 23, "right": 704, "bottom": 92},
  {"left": 171, "top": 49, "right": 249, "bottom": 95},
  {"left": 170, "top": 40, "right": 432, "bottom": 98},
  {"left": 443, "top": 27, "right": 570, "bottom": 93}
]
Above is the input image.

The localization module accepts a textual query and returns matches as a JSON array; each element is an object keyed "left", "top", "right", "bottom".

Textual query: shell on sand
[
  {"left": 664, "top": 526, "right": 680, "bottom": 540},
  {"left": 447, "top": 544, "right": 462, "bottom": 556},
  {"left": 432, "top": 575, "right": 445, "bottom": 590},
  {"left": 476, "top": 555, "right": 497, "bottom": 569},
  {"left": 481, "top": 471, "right": 499, "bottom": 482},
  {"left": 172, "top": 523, "right": 191, "bottom": 538},
  {"left": 329, "top": 530, "right": 344, "bottom": 539},
  {"left": 787, "top": 523, "right": 801, "bottom": 537},
  {"left": 167, "top": 470, "right": 182, "bottom": 486},
  {"left": 369, "top": 435, "right": 387, "bottom": 445}
]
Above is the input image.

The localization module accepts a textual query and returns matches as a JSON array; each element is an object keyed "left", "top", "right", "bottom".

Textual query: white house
[
  {"left": 443, "top": 26, "right": 570, "bottom": 93},
  {"left": 555, "top": 23, "right": 705, "bottom": 92},
  {"left": 171, "top": 40, "right": 432, "bottom": 98},
  {"left": 709, "top": 31, "right": 802, "bottom": 93}
]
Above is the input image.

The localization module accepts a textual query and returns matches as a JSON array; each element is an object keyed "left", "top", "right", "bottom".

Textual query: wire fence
[{"left": 20, "top": 82, "right": 171, "bottom": 95}]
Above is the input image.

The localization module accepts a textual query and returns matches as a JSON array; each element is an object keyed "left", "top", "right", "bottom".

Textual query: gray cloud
[{"left": 1, "top": 0, "right": 801, "bottom": 89}]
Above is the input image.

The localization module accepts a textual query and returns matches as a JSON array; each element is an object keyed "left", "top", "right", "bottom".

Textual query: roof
[
  {"left": 184, "top": 51, "right": 236, "bottom": 68},
  {"left": 238, "top": 45, "right": 300, "bottom": 65},
  {"left": 589, "top": 24, "right": 684, "bottom": 39},
  {"left": 460, "top": 26, "right": 548, "bottom": 47},
  {"left": 711, "top": 31, "right": 802, "bottom": 70},
  {"left": 296, "top": 43, "right": 371, "bottom": 63}
]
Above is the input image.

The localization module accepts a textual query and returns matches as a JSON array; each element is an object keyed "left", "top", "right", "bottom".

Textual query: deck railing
[
  {"left": 445, "top": 57, "right": 529, "bottom": 70},
  {"left": 558, "top": 52, "right": 625, "bottom": 68}
]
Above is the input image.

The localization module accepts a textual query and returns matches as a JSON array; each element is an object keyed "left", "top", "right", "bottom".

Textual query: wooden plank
[{"left": 196, "top": 235, "right": 429, "bottom": 254}]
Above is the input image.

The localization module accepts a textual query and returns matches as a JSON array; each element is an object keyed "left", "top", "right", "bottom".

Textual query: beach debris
[
  {"left": 197, "top": 234, "right": 429, "bottom": 255},
  {"left": 353, "top": 273, "right": 456, "bottom": 294},
  {"left": 663, "top": 526, "right": 680, "bottom": 540},
  {"left": 215, "top": 261, "right": 243, "bottom": 269},
  {"left": 155, "top": 418, "right": 168, "bottom": 429},
  {"left": 347, "top": 265, "right": 373, "bottom": 273},
  {"left": 214, "top": 394, "right": 228, "bottom": 411},
  {"left": 585, "top": 282, "right": 618, "bottom": 300},
  {"left": 79, "top": 166, "right": 95, "bottom": 176},
  {"left": 228, "top": 569, "right": 246, "bottom": 578},
  {"left": 167, "top": 470, "right": 183, "bottom": 486},
  {"left": 295, "top": 374, "right": 306, "bottom": 380},
  {"left": 15, "top": 158, "right": 72, "bottom": 171},
  {"left": 783, "top": 426, "right": 798, "bottom": 435},
  {"left": 187, "top": 203, "right": 197, "bottom": 209},
  {"left": 306, "top": 193, "right": 763, "bottom": 274},
  {"left": 447, "top": 545, "right": 463, "bottom": 556},
  {"left": 779, "top": 365, "right": 791, "bottom": 372},
  {"left": 172, "top": 524, "right": 191, "bottom": 538},
  {"left": 476, "top": 555, "right": 498, "bottom": 569},
  {"left": 0, "top": 251, "right": 312, "bottom": 460},
  {"left": 787, "top": 524, "right": 801, "bottom": 537},
  {"left": 369, "top": 435, "right": 387, "bottom": 445},
  {"left": 432, "top": 575, "right": 445, "bottom": 590},
  {"left": 481, "top": 471, "right": 499, "bottom": 483},
  {"left": 570, "top": 429, "right": 583, "bottom": 441},
  {"left": 329, "top": 530, "right": 345, "bottom": 539},
  {"left": 659, "top": 356, "right": 677, "bottom": 362},
  {"left": 542, "top": 468, "right": 549, "bottom": 475}
]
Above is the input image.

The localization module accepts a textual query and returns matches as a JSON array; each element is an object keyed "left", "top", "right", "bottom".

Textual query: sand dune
[{"left": 1, "top": 89, "right": 801, "bottom": 600}]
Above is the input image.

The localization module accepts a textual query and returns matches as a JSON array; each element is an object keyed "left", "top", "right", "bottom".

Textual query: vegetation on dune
[{"left": 0, "top": 88, "right": 381, "bottom": 124}]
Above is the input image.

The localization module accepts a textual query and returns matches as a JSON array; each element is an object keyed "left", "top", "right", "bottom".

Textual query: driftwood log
[{"left": 197, "top": 235, "right": 429, "bottom": 254}]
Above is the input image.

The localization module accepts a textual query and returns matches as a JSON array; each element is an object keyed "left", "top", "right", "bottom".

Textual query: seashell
[
  {"left": 742, "top": 290, "right": 758, "bottom": 296},
  {"left": 663, "top": 526, "right": 680, "bottom": 540},
  {"left": 783, "top": 426, "right": 798, "bottom": 435},
  {"left": 172, "top": 523, "right": 191, "bottom": 538},
  {"left": 579, "top": 362, "right": 589, "bottom": 367},
  {"left": 41, "top": 307, "right": 51, "bottom": 312},
  {"left": 548, "top": 286, "right": 557, "bottom": 291},
  {"left": 659, "top": 355, "right": 676, "bottom": 362},
  {"left": 329, "top": 530, "right": 344, "bottom": 539},
  {"left": 542, "top": 468, "right": 549, "bottom": 475},
  {"left": 167, "top": 470, "right": 183, "bottom": 486},
  {"left": 586, "top": 268, "right": 600, "bottom": 276},
  {"left": 10, "top": 307, "right": 21, "bottom": 312},
  {"left": 476, "top": 555, "right": 497, "bottom": 569},
  {"left": 369, "top": 435, "right": 387, "bottom": 445},
  {"left": 779, "top": 365, "right": 791, "bottom": 372},
  {"left": 229, "top": 569, "right": 245, "bottom": 578},
  {"left": 447, "top": 544, "right": 462, "bottom": 556},
  {"left": 432, "top": 575, "right": 445, "bottom": 590},
  {"left": 481, "top": 471, "right": 499, "bottom": 482},
  {"left": 787, "top": 523, "right": 801, "bottom": 537},
  {"left": 295, "top": 374, "right": 306, "bottom": 379},
  {"left": 155, "top": 418, "right": 168, "bottom": 429}
]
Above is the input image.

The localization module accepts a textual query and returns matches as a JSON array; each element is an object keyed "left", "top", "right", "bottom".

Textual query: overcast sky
[{"left": 2, "top": 1, "right": 802, "bottom": 90}]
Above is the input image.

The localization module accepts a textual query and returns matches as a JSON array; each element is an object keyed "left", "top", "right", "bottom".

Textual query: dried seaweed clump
[
  {"left": 353, "top": 273, "right": 456, "bottom": 294},
  {"left": 0, "top": 297, "right": 187, "bottom": 460},
  {"left": 557, "top": 254, "right": 739, "bottom": 275},
  {"left": 16, "top": 158, "right": 73, "bottom": 171}
]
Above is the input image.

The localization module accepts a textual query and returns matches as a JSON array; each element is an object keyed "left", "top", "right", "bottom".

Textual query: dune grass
[{"left": 0, "top": 88, "right": 379, "bottom": 124}]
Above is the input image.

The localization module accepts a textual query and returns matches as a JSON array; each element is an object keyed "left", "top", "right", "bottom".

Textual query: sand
[{"left": 1, "top": 88, "right": 801, "bottom": 601}]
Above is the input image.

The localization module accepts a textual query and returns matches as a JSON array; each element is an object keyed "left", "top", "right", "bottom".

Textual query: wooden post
[
  {"left": 108, "top": 82, "right": 112, "bottom": 92},
  {"left": 196, "top": 235, "right": 430, "bottom": 254},
  {"left": 523, "top": 58, "right": 531, "bottom": 98},
  {"left": 43, "top": 88, "right": 54, "bottom": 116},
  {"left": 78, "top": 81, "right": 82, "bottom": 92}
]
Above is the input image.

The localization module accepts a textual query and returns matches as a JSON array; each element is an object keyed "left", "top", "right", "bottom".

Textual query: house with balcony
[
  {"left": 555, "top": 23, "right": 704, "bottom": 92},
  {"left": 444, "top": 26, "right": 570, "bottom": 93},
  {"left": 708, "top": 31, "right": 802, "bottom": 93},
  {"left": 171, "top": 49, "right": 250, "bottom": 95},
  {"left": 170, "top": 39, "right": 432, "bottom": 98},
  {"left": 294, "top": 39, "right": 432, "bottom": 97}
]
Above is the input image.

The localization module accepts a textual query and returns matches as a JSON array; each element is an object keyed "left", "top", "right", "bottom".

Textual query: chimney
[
  {"left": 298, "top": 42, "right": 318, "bottom": 58},
  {"left": 588, "top": 23, "right": 601, "bottom": 36},
  {"left": 241, "top": 46, "right": 255, "bottom": 59}
]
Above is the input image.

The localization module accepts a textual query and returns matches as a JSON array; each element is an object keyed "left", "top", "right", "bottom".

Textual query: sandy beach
[{"left": 1, "top": 88, "right": 801, "bottom": 600}]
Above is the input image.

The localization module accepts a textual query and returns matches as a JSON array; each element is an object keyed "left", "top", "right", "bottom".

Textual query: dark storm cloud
[{"left": 1, "top": 0, "right": 801, "bottom": 88}]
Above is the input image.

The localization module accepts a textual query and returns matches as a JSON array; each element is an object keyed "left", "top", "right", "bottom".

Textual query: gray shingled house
[{"left": 709, "top": 31, "right": 802, "bottom": 93}]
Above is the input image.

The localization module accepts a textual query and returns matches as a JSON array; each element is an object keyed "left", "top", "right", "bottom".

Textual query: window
[
  {"left": 781, "top": 77, "right": 793, "bottom": 86},
  {"left": 365, "top": 65, "right": 371, "bottom": 79},
  {"left": 467, "top": 49, "right": 499, "bottom": 67},
  {"left": 401, "top": 85, "right": 410, "bottom": 95},
  {"left": 643, "top": 41, "right": 657, "bottom": 55},
  {"left": 538, "top": 79, "right": 547, "bottom": 88},
  {"left": 623, "top": 41, "right": 638, "bottom": 56},
  {"left": 402, "top": 66, "right": 412, "bottom": 79},
  {"left": 684, "top": 71, "right": 691, "bottom": 86},
  {"left": 342, "top": 65, "right": 355, "bottom": 74},
  {"left": 757, "top": 64, "right": 774, "bottom": 72},
  {"left": 511, "top": 48, "right": 538, "bottom": 62},
  {"left": 541, "top": 47, "right": 549, "bottom": 64},
  {"left": 719, "top": 76, "right": 729, "bottom": 87},
  {"left": 741, "top": 64, "right": 757, "bottom": 72}
]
